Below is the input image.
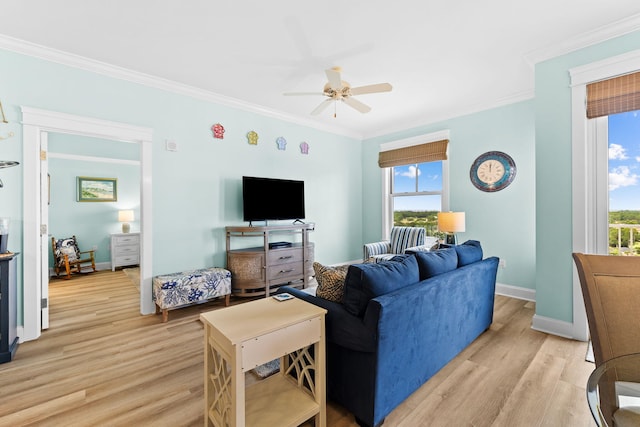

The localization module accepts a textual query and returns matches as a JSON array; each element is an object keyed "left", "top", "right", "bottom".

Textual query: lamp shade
[
  {"left": 438, "top": 212, "right": 466, "bottom": 233},
  {"left": 118, "top": 210, "right": 134, "bottom": 222}
]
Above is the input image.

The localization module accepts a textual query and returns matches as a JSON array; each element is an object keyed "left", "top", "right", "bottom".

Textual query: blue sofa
[{"left": 281, "top": 241, "right": 498, "bottom": 427}]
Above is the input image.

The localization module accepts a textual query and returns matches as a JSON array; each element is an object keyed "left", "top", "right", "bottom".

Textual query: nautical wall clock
[{"left": 470, "top": 151, "right": 516, "bottom": 192}]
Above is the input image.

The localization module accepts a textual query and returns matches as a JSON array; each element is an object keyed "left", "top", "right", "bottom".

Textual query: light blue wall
[
  {"left": 535, "top": 31, "right": 640, "bottom": 322},
  {"left": 48, "top": 134, "right": 141, "bottom": 267},
  {"left": 3, "top": 27, "right": 640, "bottom": 331},
  {"left": 0, "top": 48, "right": 362, "bottom": 324},
  {"left": 363, "top": 100, "right": 537, "bottom": 290}
]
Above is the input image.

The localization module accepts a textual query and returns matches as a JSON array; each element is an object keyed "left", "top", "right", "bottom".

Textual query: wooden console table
[
  {"left": 200, "top": 297, "right": 327, "bottom": 427},
  {"left": 226, "top": 224, "right": 314, "bottom": 297}
]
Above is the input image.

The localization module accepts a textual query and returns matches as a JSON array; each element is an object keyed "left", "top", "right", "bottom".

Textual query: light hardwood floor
[{"left": 0, "top": 270, "right": 595, "bottom": 426}]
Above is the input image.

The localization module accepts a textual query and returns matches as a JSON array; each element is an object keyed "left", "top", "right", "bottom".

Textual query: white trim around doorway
[{"left": 21, "top": 107, "right": 154, "bottom": 342}]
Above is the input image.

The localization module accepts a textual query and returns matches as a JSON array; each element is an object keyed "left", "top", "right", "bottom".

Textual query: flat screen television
[{"left": 242, "top": 176, "right": 305, "bottom": 222}]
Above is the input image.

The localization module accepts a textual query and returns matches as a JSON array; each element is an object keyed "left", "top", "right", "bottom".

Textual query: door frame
[
  {"left": 21, "top": 107, "right": 154, "bottom": 342},
  {"left": 570, "top": 48, "right": 640, "bottom": 341}
]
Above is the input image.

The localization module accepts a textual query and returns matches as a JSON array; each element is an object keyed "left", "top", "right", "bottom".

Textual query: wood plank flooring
[{"left": 0, "top": 270, "right": 595, "bottom": 426}]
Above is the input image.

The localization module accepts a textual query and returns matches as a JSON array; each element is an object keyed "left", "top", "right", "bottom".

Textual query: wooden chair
[
  {"left": 573, "top": 253, "right": 640, "bottom": 426},
  {"left": 51, "top": 235, "right": 96, "bottom": 279}
]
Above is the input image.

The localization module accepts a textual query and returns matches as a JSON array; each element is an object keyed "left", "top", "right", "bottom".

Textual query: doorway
[{"left": 21, "top": 107, "right": 154, "bottom": 342}]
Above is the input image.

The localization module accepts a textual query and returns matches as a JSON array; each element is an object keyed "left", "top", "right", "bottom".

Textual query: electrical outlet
[{"left": 499, "top": 258, "right": 506, "bottom": 269}]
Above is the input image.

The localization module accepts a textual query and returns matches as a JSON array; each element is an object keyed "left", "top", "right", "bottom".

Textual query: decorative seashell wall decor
[
  {"left": 211, "top": 123, "right": 225, "bottom": 139},
  {"left": 247, "top": 131, "right": 258, "bottom": 145}
]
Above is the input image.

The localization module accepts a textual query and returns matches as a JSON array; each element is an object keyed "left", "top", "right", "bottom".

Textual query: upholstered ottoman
[{"left": 153, "top": 267, "right": 231, "bottom": 322}]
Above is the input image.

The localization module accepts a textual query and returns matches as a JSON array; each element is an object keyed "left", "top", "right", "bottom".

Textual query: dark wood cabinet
[{"left": 0, "top": 253, "right": 19, "bottom": 363}]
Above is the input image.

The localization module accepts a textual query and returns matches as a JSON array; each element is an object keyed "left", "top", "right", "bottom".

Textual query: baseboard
[
  {"left": 48, "top": 261, "right": 114, "bottom": 277},
  {"left": 495, "top": 282, "right": 536, "bottom": 302},
  {"left": 95, "top": 262, "right": 111, "bottom": 271},
  {"left": 17, "top": 326, "right": 25, "bottom": 344},
  {"left": 531, "top": 314, "right": 578, "bottom": 340}
]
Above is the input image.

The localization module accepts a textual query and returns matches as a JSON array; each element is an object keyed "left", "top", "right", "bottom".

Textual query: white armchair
[{"left": 363, "top": 226, "right": 437, "bottom": 262}]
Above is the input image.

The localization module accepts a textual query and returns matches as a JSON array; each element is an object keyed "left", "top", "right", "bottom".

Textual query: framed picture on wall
[{"left": 77, "top": 176, "right": 118, "bottom": 202}]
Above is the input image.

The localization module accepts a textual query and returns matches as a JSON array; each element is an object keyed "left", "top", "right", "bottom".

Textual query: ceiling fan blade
[
  {"left": 311, "top": 99, "right": 334, "bottom": 115},
  {"left": 343, "top": 97, "right": 371, "bottom": 113},
  {"left": 325, "top": 68, "right": 342, "bottom": 90},
  {"left": 350, "top": 83, "right": 393, "bottom": 95},
  {"left": 283, "top": 92, "right": 325, "bottom": 96}
]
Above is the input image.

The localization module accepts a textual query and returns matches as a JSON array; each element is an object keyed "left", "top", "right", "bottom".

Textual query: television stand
[{"left": 226, "top": 223, "right": 315, "bottom": 297}]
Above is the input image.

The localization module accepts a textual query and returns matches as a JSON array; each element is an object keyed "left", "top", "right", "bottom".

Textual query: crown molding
[
  {"left": 363, "top": 89, "right": 534, "bottom": 140},
  {"left": 524, "top": 13, "right": 640, "bottom": 66},
  {"left": 0, "top": 34, "right": 362, "bottom": 140},
  {"left": 569, "top": 48, "right": 640, "bottom": 86}
]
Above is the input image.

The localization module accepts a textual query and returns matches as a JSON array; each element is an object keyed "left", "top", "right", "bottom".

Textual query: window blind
[
  {"left": 586, "top": 71, "right": 640, "bottom": 119},
  {"left": 378, "top": 139, "right": 448, "bottom": 168}
]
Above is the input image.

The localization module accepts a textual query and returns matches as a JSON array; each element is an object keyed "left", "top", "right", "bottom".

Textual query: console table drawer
[
  {"left": 268, "top": 247, "right": 304, "bottom": 265},
  {"left": 115, "top": 244, "right": 138, "bottom": 255},
  {"left": 241, "top": 316, "right": 322, "bottom": 371},
  {"left": 115, "top": 254, "right": 139, "bottom": 266},
  {"left": 267, "top": 262, "right": 303, "bottom": 281},
  {"left": 113, "top": 234, "right": 140, "bottom": 246}
]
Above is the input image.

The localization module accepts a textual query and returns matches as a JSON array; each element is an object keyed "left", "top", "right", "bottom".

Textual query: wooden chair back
[{"left": 572, "top": 253, "right": 640, "bottom": 367}]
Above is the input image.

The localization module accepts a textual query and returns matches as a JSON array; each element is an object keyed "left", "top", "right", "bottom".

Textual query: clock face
[{"left": 470, "top": 151, "right": 516, "bottom": 192}]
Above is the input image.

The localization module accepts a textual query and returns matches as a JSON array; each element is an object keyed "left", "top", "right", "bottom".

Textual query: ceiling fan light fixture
[{"left": 285, "top": 66, "right": 391, "bottom": 116}]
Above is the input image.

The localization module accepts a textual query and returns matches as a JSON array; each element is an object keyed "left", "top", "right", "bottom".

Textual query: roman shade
[
  {"left": 378, "top": 139, "right": 448, "bottom": 168},
  {"left": 586, "top": 71, "right": 640, "bottom": 118}
]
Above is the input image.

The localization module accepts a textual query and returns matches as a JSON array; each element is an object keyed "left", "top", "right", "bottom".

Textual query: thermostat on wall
[{"left": 165, "top": 139, "right": 178, "bottom": 152}]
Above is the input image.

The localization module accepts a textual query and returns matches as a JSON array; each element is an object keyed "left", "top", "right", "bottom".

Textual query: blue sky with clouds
[
  {"left": 609, "top": 110, "right": 640, "bottom": 211},
  {"left": 392, "top": 162, "right": 442, "bottom": 211}
]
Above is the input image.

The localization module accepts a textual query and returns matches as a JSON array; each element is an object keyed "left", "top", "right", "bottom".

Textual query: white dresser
[{"left": 111, "top": 232, "right": 140, "bottom": 271}]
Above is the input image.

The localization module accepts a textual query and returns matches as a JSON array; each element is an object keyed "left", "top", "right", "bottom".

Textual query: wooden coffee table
[{"left": 200, "top": 296, "right": 327, "bottom": 427}]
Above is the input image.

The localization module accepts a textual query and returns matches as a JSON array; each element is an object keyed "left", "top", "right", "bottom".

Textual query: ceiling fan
[{"left": 284, "top": 66, "right": 392, "bottom": 116}]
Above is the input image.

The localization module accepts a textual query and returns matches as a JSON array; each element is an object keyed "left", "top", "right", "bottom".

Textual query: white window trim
[
  {"left": 569, "top": 48, "right": 640, "bottom": 341},
  {"left": 380, "top": 130, "right": 450, "bottom": 238}
]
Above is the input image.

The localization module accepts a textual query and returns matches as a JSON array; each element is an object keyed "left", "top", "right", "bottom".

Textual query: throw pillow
[
  {"left": 455, "top": 240, "right": 483, "bottom": 267},
  {"left": 55, "top": 245, "right": 78, "bottom": 267},
  {"left": 313, "top": 262, "right": 350, "bottom": 303},
  {"left": 343, "top": 255, "right": 419, "bottom": 317},
  {"left": 414, "top": 247, "right": 458, "bottom": 280}
]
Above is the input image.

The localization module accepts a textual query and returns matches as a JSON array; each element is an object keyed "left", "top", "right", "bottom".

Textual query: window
[
  {"left": 389, "top": 161, "right": 443, "bottom": 236},
  {"left": 599, "top": 110, "right": 640, "bottom": 255},
  {"left": 379, "top": 131, "right": 449, "bottom": 238}
]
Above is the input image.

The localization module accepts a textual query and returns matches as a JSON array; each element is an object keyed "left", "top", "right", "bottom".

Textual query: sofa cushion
[
  {"left": 313, "top": 262, "right": 350, "bottom": 303},
  {"left": 343, "top": 255, "right": 419, "bottom": 317},
  {"left": 414, "top": 247, "right": 458, "bottom": 280},
  {"left": 455, "top": 240, "right": 483, "bottom": 267}
]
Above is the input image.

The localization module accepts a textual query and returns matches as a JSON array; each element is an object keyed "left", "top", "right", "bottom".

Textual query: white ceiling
[{"left": 2, "top": 1, "right": 640, "bottom": 139}]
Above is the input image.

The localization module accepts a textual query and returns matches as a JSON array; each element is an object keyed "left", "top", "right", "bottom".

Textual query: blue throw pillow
[
  {"left": 343, "top": 255, "right": 419, "bottom": 317},
  {"left": 455, "top": 240, "right": 483, "bottom": 267},
  {"left": 414, "top": 247, "right": 458, "bottom": 280}
]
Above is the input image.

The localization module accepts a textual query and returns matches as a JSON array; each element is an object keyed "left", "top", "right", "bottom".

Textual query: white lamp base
[{"left": 122, "top": 223, "right": 131, "bottom": 233}]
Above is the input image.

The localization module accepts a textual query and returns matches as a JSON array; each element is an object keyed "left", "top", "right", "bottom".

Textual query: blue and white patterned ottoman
[{"left": 153, "top": 267, "right": 231, "bottom": 322}]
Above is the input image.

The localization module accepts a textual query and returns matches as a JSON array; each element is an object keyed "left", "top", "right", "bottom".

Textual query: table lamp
[
  {"left": 118, "top": 210, "right": 134, "bottom": 233},
  {"left": 438, "top": 212, "right": 465, "bottom": 245}
]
